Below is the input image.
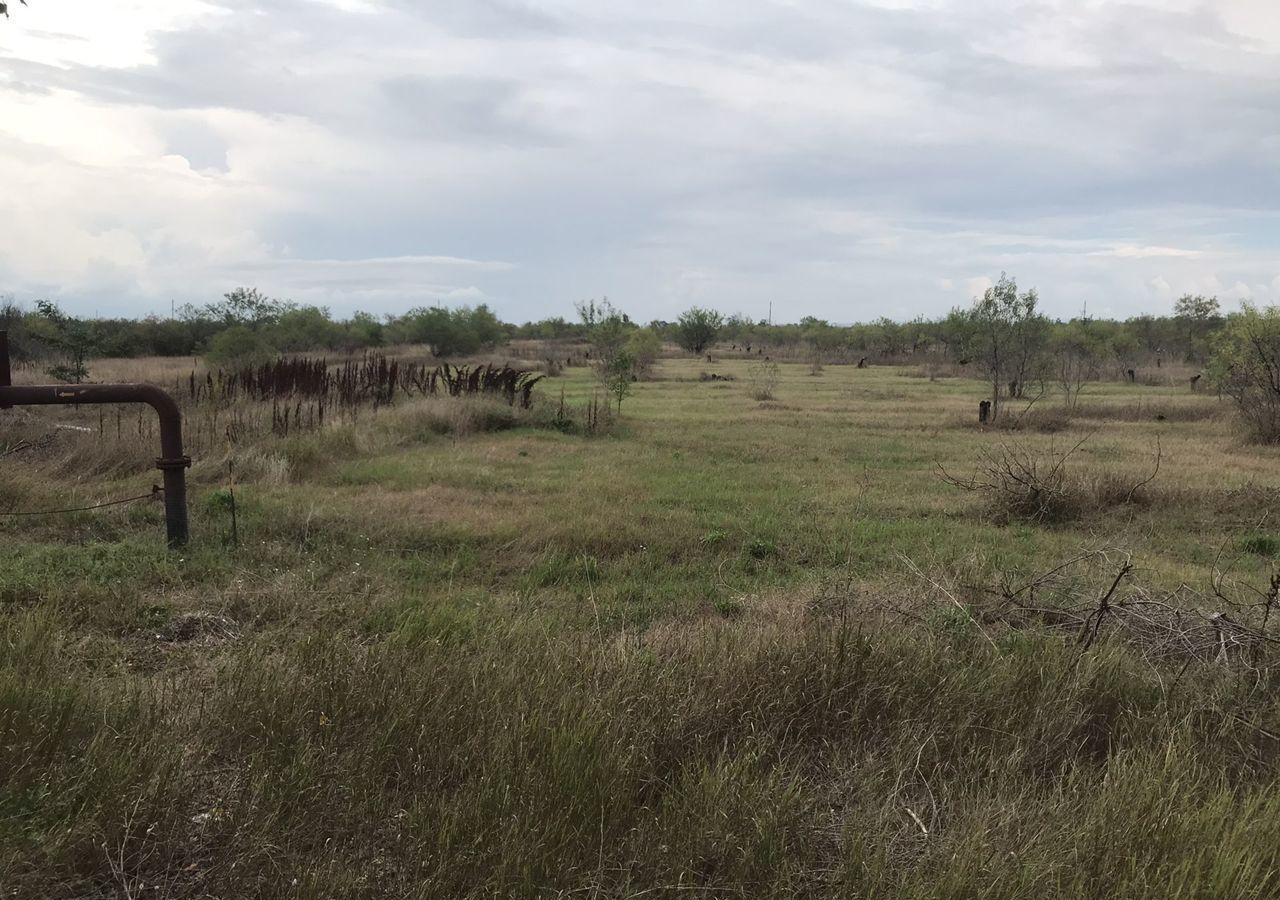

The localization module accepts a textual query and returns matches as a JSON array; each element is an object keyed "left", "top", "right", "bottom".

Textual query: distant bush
[
  {"left": 388, "top": 304, "right": 506, "bottom": 358},
  {"left": 1209, "top": 304, "right": 1280, "bottom": 442},
  {"left": 675, "top": 307, "right": 723, "bottom": 354},
  {"left": 749, "top": 360, "right": 780, "bottom": 401},
  {"left": 204, "top": 325, "right": 276, "bottom": 368},
  {"left": 626, "top": 328, "right": 662, "bottom": 379}
]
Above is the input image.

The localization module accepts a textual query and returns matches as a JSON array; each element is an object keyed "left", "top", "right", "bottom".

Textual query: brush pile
[{"left": 950, "top": 549, "right": 1280, "bottom": 673}]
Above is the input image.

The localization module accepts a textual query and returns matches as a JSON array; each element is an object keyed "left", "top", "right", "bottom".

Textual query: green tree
[
  {"left": 204, "top": 325, "right": 276, "bottom": 368},
  {"left": 183, "top": 287, "right": 292, "bottom": 327},
  {"left": 675, "top": 307, "right": 723, "bottom": 355},
  {"left": 1174, "top": 294, "right": 1223, "bottom": 362},
  {"left": 344, "top": 312, "right": 386, "bottom": 350},
  {"left": 626, "top": 328, "right": 662, "bottom": 379},
  {"left": 266, "top": 306, "right": 344, "bottom": 352},
  {"left": 391, "top": 305, "right": 504, "bottom": 358},
  {"left": 33, "top": 300, "right": 95, "bottom": 383},
  {"left": 600, "top": 352, "right": 634, "bottom": 414},
  {"left": 0, "top": 299, "right": 35, "bottom": 362},
  {"left": 952, "top": 274, "right": 1049, "bottom": 420},
  {"left": 577, "top": 298, "right": 631, "bottom": 369},
  {"left": 1051, "top": 321, "right": 1104, "bottom": 410},
  {"left": 1208, "top": 304, "right": 1280, "bottom": 442}
]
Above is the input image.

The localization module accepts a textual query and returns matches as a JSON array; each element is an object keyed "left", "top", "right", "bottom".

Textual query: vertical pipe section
[
  {"left": 0, "top": 376, "right": 191, "bottom": 547},
  {"left": 0, "top": 331, "right": 10, "bottom": 408}
]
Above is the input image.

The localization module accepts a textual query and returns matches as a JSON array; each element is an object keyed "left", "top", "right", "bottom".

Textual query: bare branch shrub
[
  {"left": 749, "top": 360, "right": 781, "bottom": 401},
  {"left": 939, "top": 435, "right": 1160, "bottom": 525},
  {"left": 946, "top": 549, "right": 1280, "bottom": 674}
]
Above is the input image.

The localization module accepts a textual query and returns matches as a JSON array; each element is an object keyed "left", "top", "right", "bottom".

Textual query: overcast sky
[{"left": 1, "top": 1, "right": 1278, "bottom": 323}]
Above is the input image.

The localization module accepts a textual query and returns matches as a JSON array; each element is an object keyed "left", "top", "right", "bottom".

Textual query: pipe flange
[{"left": 156, "top": 456, "right": 193, "bottom": 471}]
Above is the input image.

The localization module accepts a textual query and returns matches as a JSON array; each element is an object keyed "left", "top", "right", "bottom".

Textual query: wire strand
[{"left": 0, "top": 486, "right": 163, "bottom": 517}]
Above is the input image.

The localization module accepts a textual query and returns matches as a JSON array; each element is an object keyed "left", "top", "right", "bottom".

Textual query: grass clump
[{"left": 1241, "top": 533, "right": 1280, "bottom": 557}]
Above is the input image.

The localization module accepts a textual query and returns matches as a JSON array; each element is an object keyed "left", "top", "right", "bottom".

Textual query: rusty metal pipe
[{"left": 0, "top": 381, "right": 191, "bottom": 547}]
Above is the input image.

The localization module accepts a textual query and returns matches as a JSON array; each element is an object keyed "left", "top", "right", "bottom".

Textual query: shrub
[
  {"left": 749, "top": 360, "right": 780, "bottom": 401},
  {"left": 675, "top": 307, "right": 723, "bottom": 354},
  {"left": 940, "top": 436, "right": 1161, "bottom": 525},
  {"left": 1241, "top": 534, "right": 1280, "bottom": 558},
  {"left": 204, "top": 325, "right": 275, "bottom": 368},
  {"left": 1209, "top": 304, "right": 1280, "bottom": 442},
  {"left": 600, "top": 353, "right": 635, "bottom": 414},
  {"left": 388, "top": 304, "right": 505, "bottom": 358},
  {"left": 626, "top": 328, "right": 662, "bottom": 379}
]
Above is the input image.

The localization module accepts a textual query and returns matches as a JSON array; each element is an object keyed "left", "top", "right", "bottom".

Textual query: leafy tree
[
  {"left": 720, "top": 313, "right": 754, "bottom": 344},
  {"left": 516, "top": 316, "right": 582, "bottom": 340},
  {"left": 675, "top": 307, "right": 723, "bottom": 354},
  {"left": 600, "top": 352, "right": 635, "bottom": 414},
  {"left": 465, "top": 304, "right": 506, "bottom": 348},
  {"left": 1174, "top": 293, "right": 1221, "bottom": 322},
  {"left": 266, "top": 306, "right": 345, "bottom": 353},
  {"left": 1208, "top": 304, "right": 1280, "bottom": 442},
  {"left": 183, "top": 287, "right": 293, "bottom": 327},
  {"left": 0, "top": 299, "right": 35, "bottom": 362},
  {"left": 1051, "top": 321, "right": 1103, "bottom": 410},
  {"left": 204, "top": 325, "right": 276, "bottom": 368},
  {"left": 870, "top": 317, "right": 906, "bottom": 357},
  {"left": 951, "top": 274, "right": 1048, "bottom": 420},
  {"left": 391, "top": 304, "right": 504, "bottom": 358},
  {"left": 343, "top": 312, "right": 386, "bottom": 350},
  {"left": 1174, "top": 294, "right": 1223, "bottom": 362},
  {"left": 575, "top": 297, "right": 630, "bottom": 329},
  {"left": 33, "top": 300, "right": 95, "bottom": 383},
  {"left": 626, "top": 328, "right": 662, "bottom": 379},
  {"left": 576, "top": 298, "right": 631, "bottom": 369}
]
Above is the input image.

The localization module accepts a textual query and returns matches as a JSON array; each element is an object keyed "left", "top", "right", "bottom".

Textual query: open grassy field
[{"left": 5, "top": 355, "right": 1280, "bottom": 898}]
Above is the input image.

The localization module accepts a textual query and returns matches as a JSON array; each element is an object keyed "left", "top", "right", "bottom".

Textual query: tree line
[
  {"left": 7, "top": 281, "right": 1280, "bottom": 440},
  {"left": 0, "top": 284, "right": 1231, "bottom": 370}
]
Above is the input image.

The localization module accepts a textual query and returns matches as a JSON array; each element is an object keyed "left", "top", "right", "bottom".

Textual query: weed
[
  {"left": 701, "top": 529, "right": 728, "bottom": 546},
  {"left": 1241, "top": 533, "right": 1280, "bottom": 557},
  {"left": 747, "top": 538, "right": 779, "bottom": 559},
  {"left": 205, "top": 487, "right": 236, "bottom": 513}
]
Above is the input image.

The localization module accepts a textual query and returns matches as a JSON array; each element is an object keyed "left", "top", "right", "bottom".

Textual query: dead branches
[
  {"left": 962, "top": 549, "right": 1280, "bottom": 673},
  {"left": 938, "top": 434, "right": 1162, "bottom": 525}
]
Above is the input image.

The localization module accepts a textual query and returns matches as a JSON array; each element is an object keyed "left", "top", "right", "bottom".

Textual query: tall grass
[
  {"left": 6, "top": 359, "right": 1280, "bottom": 898},
  {"left": 6, "top": 600, "right": 1280, "bottom": 898}
]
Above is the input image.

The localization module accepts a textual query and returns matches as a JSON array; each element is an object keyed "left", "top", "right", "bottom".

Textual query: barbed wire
[{"left": 0, "top": 485, "right": 163, "bottom": 517}]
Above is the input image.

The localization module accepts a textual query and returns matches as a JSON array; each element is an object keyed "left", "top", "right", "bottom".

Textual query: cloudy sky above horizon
[{"left": 1, "top": 1, "right": 1278, "bottom": 324}]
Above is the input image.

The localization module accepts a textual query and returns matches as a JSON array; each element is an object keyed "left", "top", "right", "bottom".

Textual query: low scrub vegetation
[{"left": 940, "top": 435, "right": 1161, "bottom": 525}]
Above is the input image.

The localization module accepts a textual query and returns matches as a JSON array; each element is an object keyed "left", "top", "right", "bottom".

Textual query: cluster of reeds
[
  {"left": 185, "top": 356, "right": 541, "bottom": 410},
  {"left": 167, "top": 355, "right": 545, "bottom": 447}
]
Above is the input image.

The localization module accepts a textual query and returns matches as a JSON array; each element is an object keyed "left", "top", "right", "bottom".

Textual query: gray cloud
[{"left": 1, "top": 0, "right": 1278, "bottom": 322}]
